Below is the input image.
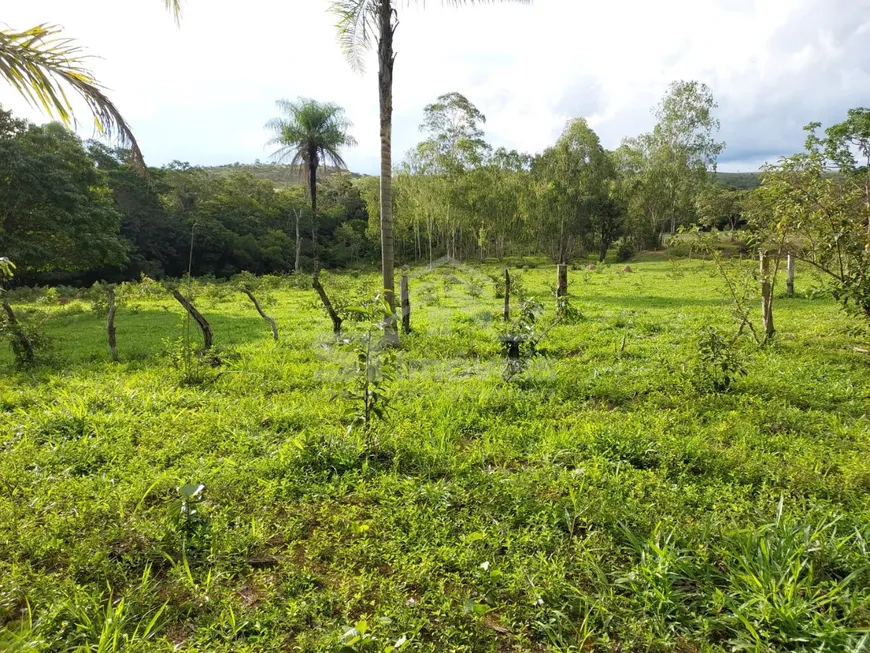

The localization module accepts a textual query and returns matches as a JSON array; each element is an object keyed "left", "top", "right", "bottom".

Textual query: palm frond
[
  {"left": 0, "top": 24, "right": 145, "bottom": 168},
  {"left": 165, "top": 0, "right": 184, "bottom": 23},
  {"left": 431, "top": 0, "right": 533, "bottom": 6},
  {"left": 264, "top": 97, "right": 356, "bottom": 173},
  {"left": 330, "top": 0, "right": 376, "bottom": 72},
  {"left": 330, "top": 0, "right": 532, "bottom": 72}
]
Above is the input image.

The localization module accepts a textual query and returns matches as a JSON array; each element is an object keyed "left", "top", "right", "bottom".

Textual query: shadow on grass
[
  {"left": 0, "top": 309, "right": 278, "bottom": 373},
  {"left": 588, "top": 295, "right": 726, "bottom": 310}
]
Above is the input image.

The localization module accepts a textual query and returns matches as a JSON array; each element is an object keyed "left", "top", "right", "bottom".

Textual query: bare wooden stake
[
  {"left": 1, "top": 298, "right": 34, "bottom": 364},
  {"left": 557, "top": 263, "right": 568, "bottom": 298},
  {"left": 243, "top": 289, "right": 278, "bottom": 341},
  {"left": 312, "top": 273, "right": 343, "bottom": 336},
  {"left": 172, "top": 289, "right": 213, "bottom": 351},
  {"left": 760, "top": 251, "right": 775, "bottom": 338},
  {"left": 400, "top": 269, "right": 411, "bottom": 334},
  {"left": 503, "top": 268, "right": 511, "bottom": 322},
  {"left": 786, "top": 253, "right": 795, "bottom": 297},
  {"left": 107, "top": 286, "right": 118, "bottom": 361}
]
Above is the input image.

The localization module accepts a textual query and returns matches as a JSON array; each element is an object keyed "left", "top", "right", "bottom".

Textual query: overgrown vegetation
[{"left": 2, "top": 258, "right": 868, "bottom": 651}]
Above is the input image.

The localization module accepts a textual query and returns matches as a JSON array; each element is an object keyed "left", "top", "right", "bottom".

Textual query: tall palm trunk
[
  {"left": 378, "top": 0, "right": 397, "bottom": 329},
  {"left": 308, "top": 153, "right": 319, "bottom": 270}
]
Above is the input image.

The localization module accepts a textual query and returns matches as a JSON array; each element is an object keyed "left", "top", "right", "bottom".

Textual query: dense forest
[{"left": 0, "top": 81, "right": 754, "bottom": 286}]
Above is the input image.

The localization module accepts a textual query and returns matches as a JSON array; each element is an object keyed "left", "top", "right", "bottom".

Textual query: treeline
[
  {"left": 1, "top": 81, "right": 754, "bottom": 284},
  {"left": 0, "top": 106, "right": 375, "bottom": 285},
  {"left": 364, "top": 82, "right": 745, "bottom": 265}
]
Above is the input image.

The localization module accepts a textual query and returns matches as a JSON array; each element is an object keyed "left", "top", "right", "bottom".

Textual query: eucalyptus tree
[
  {"left": 418, "top": 92, "right": 491, "bottom": 258},
  {"left": 265, "top": 98, "right": 356, "bottom": 268},
  {"left": 330, "top": 0, "right": 531, "bottom": 330},
  {"left": 615, "top": 81, "right": 724, "bottom": 245},
  {"left": 531, "top": 118, "right": 616, "bottom": 263},
  {"left": 0, "top": 1, "right": 182, "bottom": 169},
  {"left": 651, "top": 80, "right": 724, "bottom": 234}
]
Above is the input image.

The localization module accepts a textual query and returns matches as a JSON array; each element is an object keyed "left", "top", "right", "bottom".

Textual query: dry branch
[
  {"left": 243, "top": 289, "right": 278, "bottom": 342},
  {"left": 172, "top": 289, "right": 213, "bottom": 350}
]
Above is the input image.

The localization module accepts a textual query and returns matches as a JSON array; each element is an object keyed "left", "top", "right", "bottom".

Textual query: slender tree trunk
[
  {"left": 309, "top": 157, "right": 319, "bottom": 271},
  {"left": 244, "top": 289, "right": 279, "bottom": 341},
  {"left": 427, "top": 214, "right": 433, "bottom": 269},
  {"left": 1, "top": 298, "right": 34, "bottom": 364},
  {"left": 865, "top": 166, "right": 870, "bottom": 251},
  {"left": 294, "top": 209, "right": 302, "bottom": 273},
  {"left": 172, "top": 290, "right": 213, "bottom": 351},
  {"left": 557, "top": 264, "right": 568, "bottom": 298},
  {"left": 107, "top": 286, "right": 118, "bottom": 362},
  {"left": 400, "top": 270, "right": 410, "bottom": 334},
  {"left": 599, "top": 232, "right": 610, "bottom": 262},
  {"left": 786, "top": 254, "right": 795, "bottom": 297},
  {"left": 760, "top": 251, "right": 775, "bottom": 339},
  {"left": 503, "top": 268, "right": 510, "bottom": 322},
  {"left": 312, "top": 272, "right": 343, "bottom": 336},
  {"left": 378, "top": 0, "right": 397, "bottom": 338}
]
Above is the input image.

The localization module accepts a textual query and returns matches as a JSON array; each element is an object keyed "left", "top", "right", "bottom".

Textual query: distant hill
[
  {"left": 201, "top": 163, "right": 366, "bottom": 189},
  {"left": 715, "top": 172, "right": 762, "bottom": 191}
]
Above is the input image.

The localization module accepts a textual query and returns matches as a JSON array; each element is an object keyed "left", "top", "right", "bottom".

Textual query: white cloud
[{"left": 5, "top": 0, "right": 870, "bottom": 172}]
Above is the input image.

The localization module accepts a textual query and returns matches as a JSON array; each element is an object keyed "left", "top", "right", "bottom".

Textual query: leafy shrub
[
  {"left": 164, "top": 337, "right": 219, "bottom": 387},
  {"left": 616, "top": 239, "right": 636, "bottom": 262},
  {"left": 0, "top": 304, "right": 48, "bottom": 366},
  {"left": 694, "top": 326, "right": 746, "bottom": 392}
]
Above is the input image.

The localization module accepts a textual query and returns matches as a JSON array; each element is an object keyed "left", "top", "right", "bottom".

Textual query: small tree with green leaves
[
  {"left": 0, "top": 258, "right": 41, "bottom": 366},
  {"left": 754, "top": 113, "right": 870, "bottom": 324},
  {"left": 340, "top": 294, "right": 396, "bottom": 445},
  {"left": 694, "top": 326, "right": 747, "bottom": 393}
]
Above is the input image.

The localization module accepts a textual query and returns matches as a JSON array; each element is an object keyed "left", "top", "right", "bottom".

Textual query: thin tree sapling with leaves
[{"left": 340, "top": 294, "right": 397, "bottom": 445}]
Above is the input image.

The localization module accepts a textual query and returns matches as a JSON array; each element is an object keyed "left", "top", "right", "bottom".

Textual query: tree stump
[
  {"left": 400, "top": 270, "right": 411, "bottom": 334},
  {"left": 172, "top": 290, "right": 213, "bottom": 351},
  {"left": 243, "top": 289, "right": 278, "bottom": 341},
  {"left": 786, "top": 254, "right": 795, "bottom": 297},
  {"left": 503, "top": 268, "right": 510, "bottom": 322},
  {"left": 557, "top": 263, "right": 568, "bottom": 298},
  {"left": 107, "top": 286, "right": 118, "bottom": 361},
  {"left": 760, "top": 252, "right": 775, "bottom": 338},
  {"left": 312, "top": 273, "right": 342, "bottom": 336}
]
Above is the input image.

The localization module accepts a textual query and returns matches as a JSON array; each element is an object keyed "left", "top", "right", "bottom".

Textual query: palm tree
[
  {"left": 265, "top": 98, "right": 356, "bottom": 270},
  {"left": 0, "top": 2, "right": 181, "bottom": 168},
  {"left": 331, "top": 0, "right": 530, "bottom": 332}
]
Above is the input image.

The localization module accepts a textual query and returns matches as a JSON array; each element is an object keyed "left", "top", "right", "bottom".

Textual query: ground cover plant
[{"left": 1, "top": 256, "right": 869, "bottom": 652}]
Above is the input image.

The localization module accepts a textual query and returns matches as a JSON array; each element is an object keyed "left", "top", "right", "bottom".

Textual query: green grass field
[{"left": 1, "top": 257, "right": 869, "bottom": 652}]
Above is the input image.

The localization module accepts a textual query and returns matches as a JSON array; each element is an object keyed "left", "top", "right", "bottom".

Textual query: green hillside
[
  {"left": 202, "top": 163, "right": 367, "bottom": 189},
  {"left": 715, "top": 171, "right": 762, "bottom": 190}
]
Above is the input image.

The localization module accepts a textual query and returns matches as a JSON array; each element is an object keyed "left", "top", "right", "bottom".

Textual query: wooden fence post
[
  {"left": 760, "top": 251, "right": 775, "bottom": 338},
  {"left": 107, "top": 286, "right": 118, "bottom": 361},
  {"left": 503, "top": 269, "right": 510, "bottom": 322},
  {"left": 243, "top": 289, "right": 279, "bottom": 341},
  {"left": 400, "top": 268, "right": 411, "bottom": 334},
  {"left": 786, "top": 253, "right": 795, "bottom": 297},
  {"left": 557, "top": 263, "right": 568, "bottom": 298},
  {"left": 312, "top": 272, "right": 343, "bottom": 336},
  {"left": 172, "top": 289, "right": 213, "bottom": 351}
]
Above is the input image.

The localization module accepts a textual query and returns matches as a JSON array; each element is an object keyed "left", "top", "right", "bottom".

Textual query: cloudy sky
[{"left": 6, "top": 0, "right": 870, "bottom": 173}]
